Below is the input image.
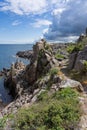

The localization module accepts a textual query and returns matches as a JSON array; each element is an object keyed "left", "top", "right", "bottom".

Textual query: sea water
[{"left": 0, "top": 44, "right": 33, "bottom": 103}]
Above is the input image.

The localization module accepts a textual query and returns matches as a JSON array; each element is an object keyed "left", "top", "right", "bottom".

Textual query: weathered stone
[
  {"left": 68, "top": 52, "right": 78, "bottom": 70},
  {"left": 74, "top": 46, "right": 87, "bottom": 71},
  {"left": 16, "top": 50, "right": 33, "bottom": 59},
  {"left": 59, "top": 78, "right": 84, "bottom": 92},
  {"left": 25, "top": 60, "right": 37, "bottom": 84},
  {"left": 31, "top": 95, "right": 37, "bottom": 103},
  {"left": 69, "top": 46, "right": 87, "bottom": 72}
]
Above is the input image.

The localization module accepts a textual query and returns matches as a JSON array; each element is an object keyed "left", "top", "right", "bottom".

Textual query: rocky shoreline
[{"left": 0, "top": 38, "right": 87, "bottom": 129}]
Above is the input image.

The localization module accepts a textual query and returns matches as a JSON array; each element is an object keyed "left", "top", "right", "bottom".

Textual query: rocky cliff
[{"left": 0, "top": 39, "right": 86, "bottom": 130}]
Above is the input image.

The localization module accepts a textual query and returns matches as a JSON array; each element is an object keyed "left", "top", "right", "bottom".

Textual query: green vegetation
[
  {"left": 37, "top": 90, "right": 49, "bottom": 101},
  {"left": 50, "top": 67, "right": 59, "bottom": 76},
  {"left": 83, "top": 60, "right": 87, "bottom": 72},
  {"left": 55, "top": 53, "right": 65, "bottom": 59},
  {"left": 4, "top": 88, "right": 80, "bottom": 130},
  {"left": 67, "top": 44, "right": 76, "bottom": 53},
  {"left": 70, "top": 60, "right": 87, "bottom": 81},
  {"left": 0, "top": 114, "right": 14, "bottom": 128},
  {"left": 0, "top": 116, "right": 7, "bottom": 128},
  {"left": 67, "top": 43, "right": 84, "bottom": 54},
  {"left": 44, "top": 43, "right": 52, "bottom": 52}
]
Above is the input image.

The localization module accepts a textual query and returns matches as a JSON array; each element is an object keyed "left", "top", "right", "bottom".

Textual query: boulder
[
  {"left": 68, "top": 46, "right": 87, "bottom": 71},
  {"left": 59, "top": 78, "right": 84, "bottom": 92},
  {"left": 74, "top": 46, "right": 87, "bottom": 71}
]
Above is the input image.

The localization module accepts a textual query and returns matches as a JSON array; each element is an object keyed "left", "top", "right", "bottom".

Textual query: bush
[
  {"left": 12, "top": 88, "right": 81, "bottom": 130},
  {"left": 44, "top": 43, "right": 52, "bottom": 52},
  {"left": 55, "top": 53, "right": 65, "bottom": 59},
  {"left": 67, "top": 44, "right": 76, "bottom": 53},
  {"left": 50, "top": 68, "right": 59, "bottom": 76},
  {"left": 53, "top": 87, "right": 78, "bottom": 100},
  {"left": 83, "top": 60, "right": 87, "bottom": 72},
  {"left": 67, "top": 43, "right": 83, "bottom": 54},
  {"left": 37, "top": 90, "right": 49, "bottom": 101}
]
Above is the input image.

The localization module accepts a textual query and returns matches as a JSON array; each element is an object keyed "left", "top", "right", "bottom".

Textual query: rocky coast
[{"left": 0, "top": 37, "right": 87, "bottom": 129}]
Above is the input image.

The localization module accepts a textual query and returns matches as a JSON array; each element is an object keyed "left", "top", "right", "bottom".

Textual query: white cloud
[
  {"left": 43, "top": 28, "right": 49, "bottom": 34},
  {"left": 0, "top": 0, "right": 47, "bottom": 15},
  {"left": 52, "top": 8, "right": 66, "bottom": 15},
  {"left": 32, "top": 19, "right": 52, "bottom": 28},
  {"left": 1, "top": 0, "right": 87, "bottom": 42},
  {"left": 44, "top": 0, "right": 87, "bottom": 42},
  {"left": 12, "top": 20, "right": 21, "bottom": 26}
]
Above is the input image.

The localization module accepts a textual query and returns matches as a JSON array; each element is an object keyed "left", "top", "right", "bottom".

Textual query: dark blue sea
[{"left": 0, "top": 44, "right": 33, "bottom": 103}]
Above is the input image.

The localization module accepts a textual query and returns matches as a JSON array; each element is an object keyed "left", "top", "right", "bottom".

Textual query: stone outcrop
[
  {"left": 25, "top": 39, "right": 58, "bottom": 84},
  {"left": 68, "top": 45, "right": 87, "bottom": 72},
  {"left": 74, "top": 46, "right": 87, "bottom": 71},
  {"left": 16, "top": 50, "right": 33, "bottom": 59},
  {"left": 4, "top": 60, "right": 26, "bottom": 98},
  {"left": 3, "top": 39, "right": 59, "bottom": 103},
  {"left": 59, "top": 78, "right": 84, "bottom": 92},
  {"left": 1, "top": 39, "right": 84, "bottom": 123}
]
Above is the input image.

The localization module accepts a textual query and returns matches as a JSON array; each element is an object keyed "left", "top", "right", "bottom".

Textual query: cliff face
[{"left": 4, "top": 40, "right": 59, "bottom": 98}]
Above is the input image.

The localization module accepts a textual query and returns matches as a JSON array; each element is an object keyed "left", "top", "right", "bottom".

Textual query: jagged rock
[
  {"left": 52, "top": 74, "right": 62, "bottom": 84},
  {"left": 68, "top": 46, "right": 87, "bottom": 71},
  {"left": 77, "top": 34, "right": 86, "bottom": 42},
  {"left": 59, "top": 78, "right": 84, "bottom": 92},
  {"left": 4, "top": 61, "right": 26, "bottom": 98},
  {"left": 74, "top": 46, "right": 87, "bottom": 71},
  {"left": 16, "top": 50, "right": 33, "bottom": 59},
  {"left": 25, "top": 40, "right": 58, "bottom": 84},
  {"left": 68, "top": 52, "right": 78, "bottom": 70}
]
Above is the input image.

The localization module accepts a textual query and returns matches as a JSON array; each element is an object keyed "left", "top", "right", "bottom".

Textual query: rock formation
[
  {"left": 16, "top": 50, "right": 33, "bottom": 59},
  {"left": 68, "top": 45, "right": 87, "bottom": 72},
  {"left": 25, "top": 39, "right": 58, "bottom": 84},
  {"left": 0, "top": 39, "right": 84, "bottom": 122}
]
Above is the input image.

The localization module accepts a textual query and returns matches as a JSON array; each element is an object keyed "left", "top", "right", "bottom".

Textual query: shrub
[
  {"left": 50, "top": 68, "right": 59, "bottom": 76},
  {"left": 53, "top": 87, "right": 78, "bottom": 100},
  {"left": 67, "top": 43, "right": 83, "bottom": 54},
  {"left": 37, "top": 90, "right": 49, "bottom": 101},
  {"left": 55, "top": 53, "right": 65, "bottom": 59},
  {"left": 83, "top": 60, "right": 87, "bottom": 72},
  {"left": 12, "top": 88, "right": 81, "bottom": 130},
  {"left": 67, "top": 44, "right": 76, "bottom": 53},
  {"left": 44, "top": 43, "right": 52, "bottom": 52}
]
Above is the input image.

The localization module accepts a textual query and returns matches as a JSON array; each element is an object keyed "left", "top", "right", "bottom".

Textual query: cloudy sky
[{"left": 0, "top": 0, "right": 87, "bottom": 43}]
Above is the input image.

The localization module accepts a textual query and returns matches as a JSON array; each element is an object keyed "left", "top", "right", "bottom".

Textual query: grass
[
  {"left": 2, "top": 88, "right": 81, "bottom": 130},
  {"left": 50, "top": 67, "right": 59, "bottom": 76},
  {"left": 55, "top": 53, "right": 65, "bottom": 59}
]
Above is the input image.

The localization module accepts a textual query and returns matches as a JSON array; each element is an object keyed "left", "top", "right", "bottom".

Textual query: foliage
[
  {"left": 12, "top": 88, "right": 81, "bottom": 130},
  {"left": 53, "top": 87, "right": 78, "bottom": 100},
  {"left": 83, "top": 60, "right": 87, "bottom": 72},
  {"left": 44, "top": 43, "right": 52, "bottom": 52},
  {"left": 0, "top": 114, "right": 14, "bottom": 128},
  {"left": 67, "top": 44, "right": 76, "bottom": 53},
  {"left": 55, "top": 53, "right": 65, "bottom": 59},
  {"left": 50, "top": 68, "right": 59, "bottom": 76},
  {"left": 67, "top": 43, "right": 84, "bottom": 54},
  {"left": 0, "top": 116, "right": 7, "bottom": 128},
  {"left": 37, "top": 90, "right": 49, "bottom": 101}
]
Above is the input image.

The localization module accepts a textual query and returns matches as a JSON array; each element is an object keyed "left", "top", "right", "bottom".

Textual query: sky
[{"left": 0, "top": 0, "right": 87, "bottom": 44}]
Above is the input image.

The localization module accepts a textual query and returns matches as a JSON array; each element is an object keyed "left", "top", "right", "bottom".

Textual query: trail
[{"left": 60, "top": 60, "right": 87, "bottom": 130}]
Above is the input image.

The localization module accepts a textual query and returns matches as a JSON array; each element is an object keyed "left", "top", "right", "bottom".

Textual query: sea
[{"left": 0, "top": 44, "right": 33, "bottom": 103}]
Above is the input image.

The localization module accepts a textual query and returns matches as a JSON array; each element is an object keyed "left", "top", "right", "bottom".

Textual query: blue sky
[{"left": 0, "top": 0, "right": 87, "bottom": 44}]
